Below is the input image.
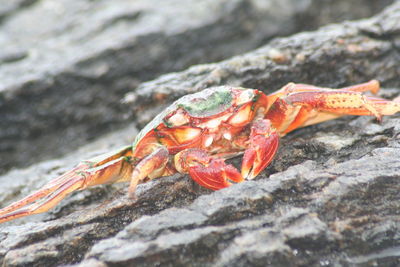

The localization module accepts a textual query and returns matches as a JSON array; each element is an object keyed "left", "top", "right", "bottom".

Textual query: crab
[{"left": 1, "top": 80, "right": 399, "bottom": 223}]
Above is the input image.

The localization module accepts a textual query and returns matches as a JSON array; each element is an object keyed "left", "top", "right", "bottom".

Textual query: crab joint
[{"left": 128, "top": 146, "right": 169, "bottom": 198}]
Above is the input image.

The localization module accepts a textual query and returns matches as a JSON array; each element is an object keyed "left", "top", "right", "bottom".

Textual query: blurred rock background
[{"left": 0, "top": 0, "right": 399, "bottom": 266}]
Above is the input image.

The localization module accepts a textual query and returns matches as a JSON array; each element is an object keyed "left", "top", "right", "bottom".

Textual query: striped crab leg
[
  {"left": 266, "top": 80, "right": 400, "bottom": 134},
  {"left": 0, "top": 146, "right": 135, "bottom": 223}
]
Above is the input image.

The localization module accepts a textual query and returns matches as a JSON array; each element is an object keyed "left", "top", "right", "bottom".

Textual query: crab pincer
[
  {"left": 174, "top": 148, "right": 244, "bottom": 190},
  {"left": 241, "top": 119, "right": 279, "bottom": 180}
]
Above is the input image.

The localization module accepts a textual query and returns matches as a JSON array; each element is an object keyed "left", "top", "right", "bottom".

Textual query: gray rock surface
[
  {"left": 0, "top": 1, "right": 400, "bottom": 267},
  {"left": 0, "top": 0, "right": 393, "bottom": 173}
]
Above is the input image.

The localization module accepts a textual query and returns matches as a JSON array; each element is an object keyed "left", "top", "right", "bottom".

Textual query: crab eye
[{"left": 236, "top": 89, "right": 255, "bottom": 105}]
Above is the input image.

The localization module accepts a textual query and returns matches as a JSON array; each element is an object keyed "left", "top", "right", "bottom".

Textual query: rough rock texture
[
  {"left": 0, "top": 0, "right": 393, "bottom": 173},
  {"left": 1, "top": 1, "right": 400, "bottom": 267}
]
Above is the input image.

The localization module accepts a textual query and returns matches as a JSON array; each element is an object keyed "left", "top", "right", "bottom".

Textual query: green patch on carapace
[
  {"left": 132, "top": 87, "right": 235, "bottom": 148},
  {"left": 178, "top": 88, "right": 232, "bottom": 118}
]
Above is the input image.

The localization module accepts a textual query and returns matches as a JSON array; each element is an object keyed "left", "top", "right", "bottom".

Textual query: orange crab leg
[
  {"left": 285, "top": 90, "right": 400, "bottom": 129},
  {"left": 241, "top": 119, "right": 280, "bottom": 179},
  {"left": 0, "top": 146, "right": 134, "bottom": 223},
  {"left": 266, "top": 80, "right": 400, "bottom": 134},
  {"left": 128, "top": 146, "right": 169, "bottom": 198},
  {"left": 337, "top": 79, "right": 380, "bottom": 94},
  {"left": 277, "top": 80, "right": 380, "bottom": 94},
  {"left": 0, "top": 175, "right": 86, "bottom": 223},
  {"left": 286, "top": 91, "right": 398, "bottom": 117}
]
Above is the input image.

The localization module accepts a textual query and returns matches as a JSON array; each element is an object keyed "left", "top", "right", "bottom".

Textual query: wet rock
[
  {"left": 0, "top": 1, "right": 400, "bottom": 267},
  {"left": 0, "top": 0, "right": 393, "bottom": 173}
]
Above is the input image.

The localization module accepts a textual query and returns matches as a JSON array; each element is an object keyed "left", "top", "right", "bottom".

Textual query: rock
[
  {"left": 129, "top": 2, "right": 400, "bottom": 116},
  {"left": 0, "top": 1, "right": 400, "bottom": 267},
  {"left": 78, "top": 146, "right": 400, "bottom": 266},
  {"left": 0, "top": 0, "right": 393, "bottom": 173}
]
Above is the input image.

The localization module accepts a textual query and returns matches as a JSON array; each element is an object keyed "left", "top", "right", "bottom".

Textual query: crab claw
[
  {"left": 241, "top": 119, "right": 279, "bottom": 180},
  {"left": 175, "top": 148, "right": 243, "bottom": 191},
  {"left": 189, "top": 158, "right": 244, "bottom": 190}
]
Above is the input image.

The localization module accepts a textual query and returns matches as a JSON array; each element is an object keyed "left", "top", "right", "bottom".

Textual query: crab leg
[
  {"left": 266, "top": 80, "right": 400, "bottom": 134},
  {"left": 0, "top": 175, "right": 86, "bottom": 223},
  {"left": 286, "top": 91, "right": 399, "bottom": 118},
  {"left": 128, "top": 146, "right": 169, "bottom": 198},
  {"left": 279, "top": 80, "right": 380, "bottom": 94},
  {"left": 0, "top": 146, "right": 134, "bottom": 223},
  {"left": 174, "top": 148, "right": 243, "bottom": 190},
  {"left": 337, "top": 80, "right": 380, "bottom": 94},
  {"left": 241, "top": 119, "right": 280, "bottom": 180}
]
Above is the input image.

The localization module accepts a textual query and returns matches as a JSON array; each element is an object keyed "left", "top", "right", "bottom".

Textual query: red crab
[{"left": 1, "top": 80, "right": 399, "bottom": 223}]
